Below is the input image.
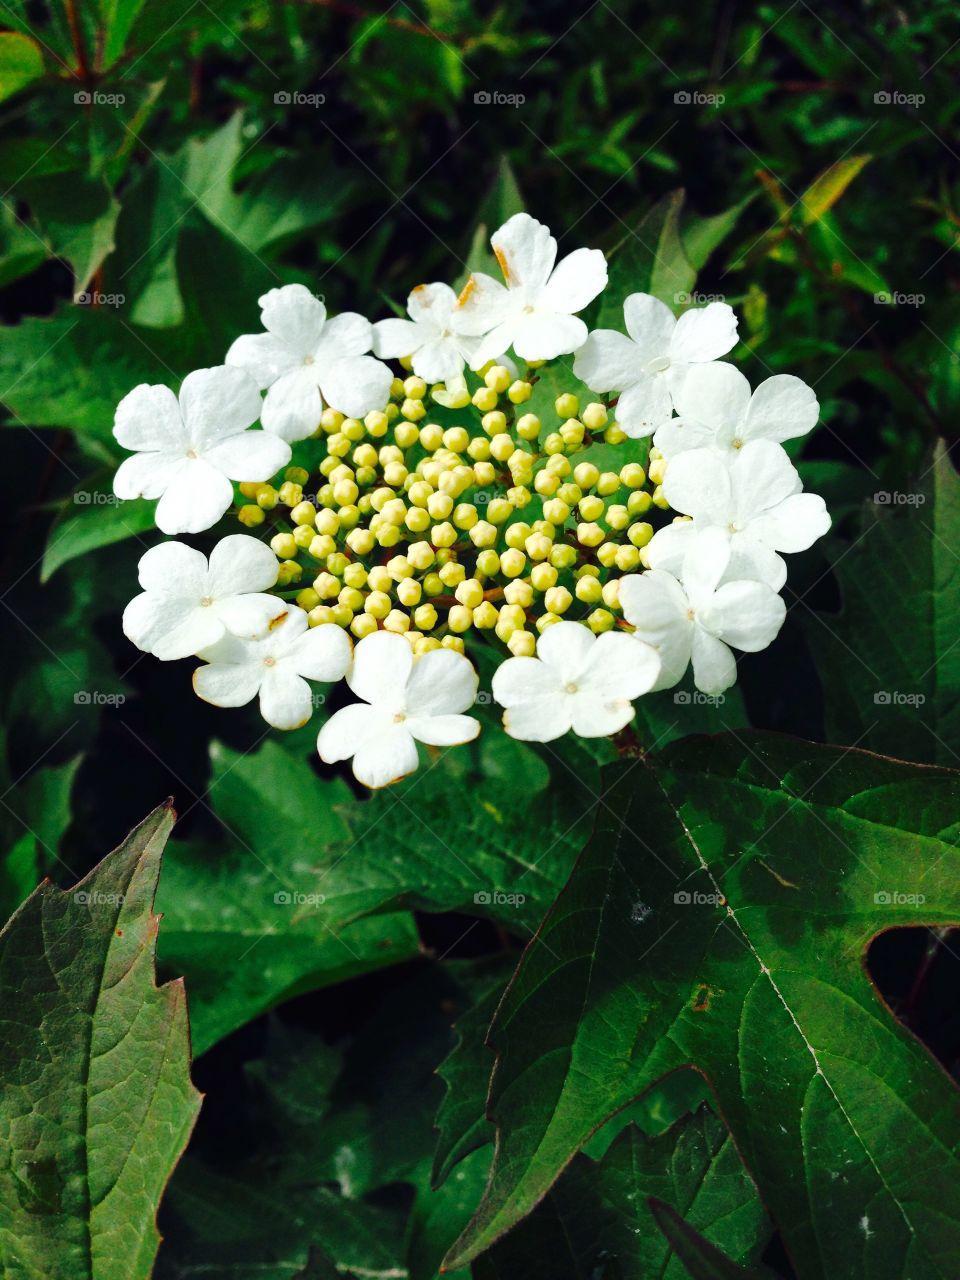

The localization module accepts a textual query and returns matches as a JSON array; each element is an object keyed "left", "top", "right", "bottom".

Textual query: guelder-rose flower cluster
[{"left": 112, "top": 211, "right": 830, "bottom": 787}]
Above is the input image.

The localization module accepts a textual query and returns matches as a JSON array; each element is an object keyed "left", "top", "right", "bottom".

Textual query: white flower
[
  {"left": 491, "top": 620, "right": 660, "bottom": 742},
  {"left": 454, "top": 212, "right": 607, "bottom": 366},
  {"left": 653, "top": 362, "right": 819, "bottom": 458},
  {"left": 226, "top": 284, "right": 393, "bottom": 442},
  {"left": 317, "top": 630, "right": 479, "bottom": 788},
  {"left": 113, "top": 367, "right": 290, "bottom": 535},
  {"left": 653, "top": 439, "right": 831, "bottom": 590},
  {"left": 573, "top": 293, "right": 739, "bottom": 438},
  {"left": 373, "top": 283, "right": 480, "bottom": 383},
  {"left": 123, "top": 535, "right": 284, "bottom": 661},
  {"left": 193, "top": 607, "right": 352, "bottom": 730},
  {"left": 619, "top": 529, "right": 786, "bottom": 695}
]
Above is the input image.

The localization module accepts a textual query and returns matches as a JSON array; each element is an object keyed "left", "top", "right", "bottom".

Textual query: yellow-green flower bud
[
  {"left": 515, "top": 412, "right": 541, "bottom": 440},
  {"left": 628, "top": 521, "right": 654, "bottom": 548},
  {"left": 555, "top": 392, "right": 579, "bottom": 418},
  {"left": 271, "top": 532, "right": 298, "bottom": 559}
]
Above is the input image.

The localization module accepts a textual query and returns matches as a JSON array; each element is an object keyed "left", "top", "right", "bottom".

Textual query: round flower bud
[
  {"left": 578, "top": 494, "right": 604, "bottom": 521},
  {"left": 530, "top": 562, "right": 558, "bottom": 592},
  {"left": 364, "top": 591, "right": 391, "bottom": 619},
  {"left": 455, "top": 578, "right": 484, "bottom": 609},
  {"left": 309, "top": 534, "right": 336, "bottom": 560},
  {"left": 582, "top": 402, "right": 608, "bottom": 430},
  {"left": 293, "top": 524, "right": 315, "bottom": 548},
  {"left": 484, "top": 364, "right": 512, "bottom": 393},
  {"left": 628, "top": 491, "right": 653, "bottom": 516},
  {"left": 438, "top": 560, "right": 466, "bottom": 587},
  {"left": 508, "top": 630, "right": 536, "bottom": 657},
  {"left": 383, "top": 609, "right": 410, "bottom": 634},
  {"left": 503, "top": 581, "right": 533, "bottom": 608},
  {"left": 427, "top": 492, "right": 454, "bottom": 520},
  {"left": 448, "top": 605, "right": 473, "bottom": 633},
  {"left": 544, "top": 585, "right": 573, "bottom": 615},
  {"left": 525, "top": 532, "right": 553, "bottom": 561},
  {"left": 515, "top": 413, "right": 541, "bottom": 441},
  {"left": 308, "top": 606, "right": 336, "bottom": 627},
  {"left": 597, "top": 471, "right": 620, "bottom": 497},
  {"left": 351, "top": 613, "right": 378, "bottom": 639},
  {"left": 476, "top": 549, "right": 500, "bottom": 577},
  {"left": 555, "top": 392, "right": 579, "bottom": 418},
  {"left": 414, "top": 603, "right": 438, "bottom": 631},
  {"left": 431, "top": 521, "right": 457, "bottom": 548},
  {"left": 419, "top": 422, "right": 444, "bottom": 452},
  {"left": 597, "top": 542, "right": 619, "bottom": 568},
  {"left": 444, "top": 426, "right": 469, "bottom": 453},
  {"left": 474, "top": 600, "right": 499, "bottom": 629},
  {"left": 278, "top": 481, "right": 303, "bottom": 507},
  {"left": 549, "top": 544, "right": 578, "bottom": 570},
  {"left": 575, "top": 575, "right": 603, "bottom": 604},
  {"left": 441, "top": 636, "right": 465, "bottom": 654},
  {"left": 405, "top": 506, "right": 431, "bottom": 533},
  {"left": 573, "top": 462, "right": 599, "bottom": 490},
  {"left": 534, "top": 471, "right": 560, "bottom": 498},
  {"left": 628, "top": 521, "right": 654, "bottom": 548},
  {"left": 472, "top": 386, "right": 498, "bottom": 412},
  {"left": 271, "top": 532, "right": 298, "bottom": 559},
  {"left": 508, "top": 380, "right": 532, "bottom": 404},
  {"left": 587, "top": 608, "right": 615, "bottom": 634},
  {"left": 368, "top": 565, "right": 392, "bottom": 592},
  {"left": 500, "top": 548, "right": 527, "bottom": 578},
  {"left": 453, "top": 503, "right": 479, "bottom": 530},
  {"left": 577, "top": 522, "right": 605, "bottom": 547}
]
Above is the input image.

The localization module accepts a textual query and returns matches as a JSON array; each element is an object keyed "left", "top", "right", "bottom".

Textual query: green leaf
[
  {"left": 806, "top": 443, "right": 960, "bottom": 764},
  {"left": 19, "top": 172, "right": 120, "bottom": 292},
  {"left": 474, "top": 1108, "right": 769, "bottom": 1280},
  {"left": 0, "top": 31, "right": 43, "bottom": 102},
  {"left": 155, "top": 741, "right": 422, "bottom": 1053},
  {"left": 598, "top": 189, "right": 696, "bottom": 323},
  {"left": 649, "top": 1198, "right": 775, "bottom": 1279},
  {"left": 41, "top": 493, "right": 157, "bottom": 581},
  {"left": 798, "top": 155, "right": 871, "bottom": 226},
  {"left": 682, "top": 195, "right": 755, "bottom": 273},
  {"left": 445, "top": 733, "right": 960, "bottom": 1276},
  {"left": 0, "top": 803, "right": 201, "bottom": 1279}
]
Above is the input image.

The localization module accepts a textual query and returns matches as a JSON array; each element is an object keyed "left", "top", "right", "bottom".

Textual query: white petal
[
  {"left": 259, "top": 283, "right": 326, "bottom": 354},
  {"left": 645, "top": 521, "right": 696, "bottom": 576},
  {"left": 730, "top": 440, "right": 801, "bottom": 522},
  {"left": 225, "top": 331, "right": 296, "bottom": 389},
  {"left": 502, "top": 696, "right": 573, "bottom": 743},
  {"left": 206, "top": 533, "right": 279, "bottom": 595},
  {"left": 573, "top": 329, "right": 640, "bottom": 394},
  {"left": 672, "top": 361, "right": 750, "bottom": 431},
  {"left": 743, "top": 374, "right": 819, "bottom": 444},
  {"left": 114, "top": 451, "right": 185, "bottom": 501},
  {"left": 317, "top": 702, "right": 391, "bottom": 764},
  {"left": 569, "top": 693, "right": 636, "bottom": 739},
  {"left": 690, "top": 627, "right": 737, "bottom": 694},
  {"left": 511, "top": 312, "right": 587, "bottom": 362},
  {"left": 468, "top": 317, "right": 518, "bottom": 369},
  {"left": 615, "top": 377, "right": 673, "bottom": 438},
  {"left": 749, "top": 492, "right": 831, "bottom": 553},
  {"left": 411, "top": 337, "right": 467, "bottom": 384},
  {"left": 663, "top": 449, "right": 732, "bottom": 523},
  {"left": 405, "top": 648, "right": 478, "bottom": 716},
  {"left": 192, "top": 656, "right": 262, "bottom": 708},
  {"left": 317, "top": 312, "right": 374, "bottom": 360},
  {"left": 285, "top": 623, "right": 353, "bottom": 682},
  {"left": 491, "top": 212, "right": 557, "bottom": 290},
  {"left": 579, "top": 631, "right": 661, "bottom": 701},
  {"left": 319, "top": 355, "right": 393, "bottom": 419},
  {"left": 536, "top": 620, "right": 597, "bottom": 684},
  {"left": 617, "top": 572, "right": 693, "bottom": 690},
  {"left": 622, "top": 293, "right": 676, "bottom": 357},
  {"left": 136, "top": 539, "right": 207, "bottom": 592},
  {"left": 454, "top": 272, "right": 513, "bottom": 337},
  {"left": 214, "top": 593, "right": 287, "bottom": 639},
  {"left": 541, "top": 247, "right": 608, "bottom": 314},
  {"left": 408, "top": 281, "right": 458, "bottom": 324},
  {"left": 114, "top": 383, "right": 184, "bottom": 451},
  {"left": 259, "top": 665, "right": 314, "bottom": 730},
  {"left": 373, "top": 317, "right": 423, "bottom": 360},
  {"left": 353, "top": 724, "right": 420, "bottom": 788},
  {"left": 179, "top": 366, "right": 262, "bottom": 446},
  {"left": 203, "top": 429, "right": 291, "bottom": 481},
  {"left": 711, "top": 581, "right": 786, "bottom": 651},
  {"left": 492, "top": 655, "right": 563, "bottom": 708},
  {"left": 669, "top": 302, "right": 739, "bottom": 364},
  {"left": 347, "top": 629, "right": 412, "bottom": 709},
  {"left": 682, "top": 527, "right": 732, "bottom": 603},
  {"left": 260, "top": 368, "right": 323, "bottom": 442},
  {"left": 407, "top": 712, "right": 480, "bottom": 747},
  {"left": 123, "top": 593, "right": 218, "bottom": 660},
  {"left": 154, "top": 460, "right": 234, "bottom": 535},
  {"left": 652, "top": 416, "right": 716, "bottom": 457},
  {"left": 727, "top": 534, "right": 788, "bottom": 591}
]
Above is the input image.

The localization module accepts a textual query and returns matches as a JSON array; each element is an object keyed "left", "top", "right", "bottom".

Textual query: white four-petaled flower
[
  {"left": 653, "top": 362, "right": 819, "bottom": 458},
  {"left": 193, "top": 607, "right": 352, "bottom": 730},
  {"left": 619, "top": 528, "right": 786, "bottom": 695},
  {"left": 573, "top": 293, "right": 739, "bottom": 437},
  {"left": 317, "top": 630, "right": 480, "bottom": 788},
  {"left": 113, "top": 366, "right": 290, "bottom": 534},
  {"left": 455, "top": 213, "right": 608, "bottom": 366},
  {"left": 492, "top": 620, "right": 661, "bottom": 742},
  {"left": 373, "top": 282, "right": 480, "bottom": 383},
  {"left": 123, "top": 535, "right": 284, "bottom": 661},
  {"left": 226, "top": 284, "right": 393, "bottom": 442}
]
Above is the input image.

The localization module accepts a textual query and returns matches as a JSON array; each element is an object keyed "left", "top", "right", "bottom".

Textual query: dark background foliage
[{"left": 0, "top": 2, "right": 958, "bottom": 1277}]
